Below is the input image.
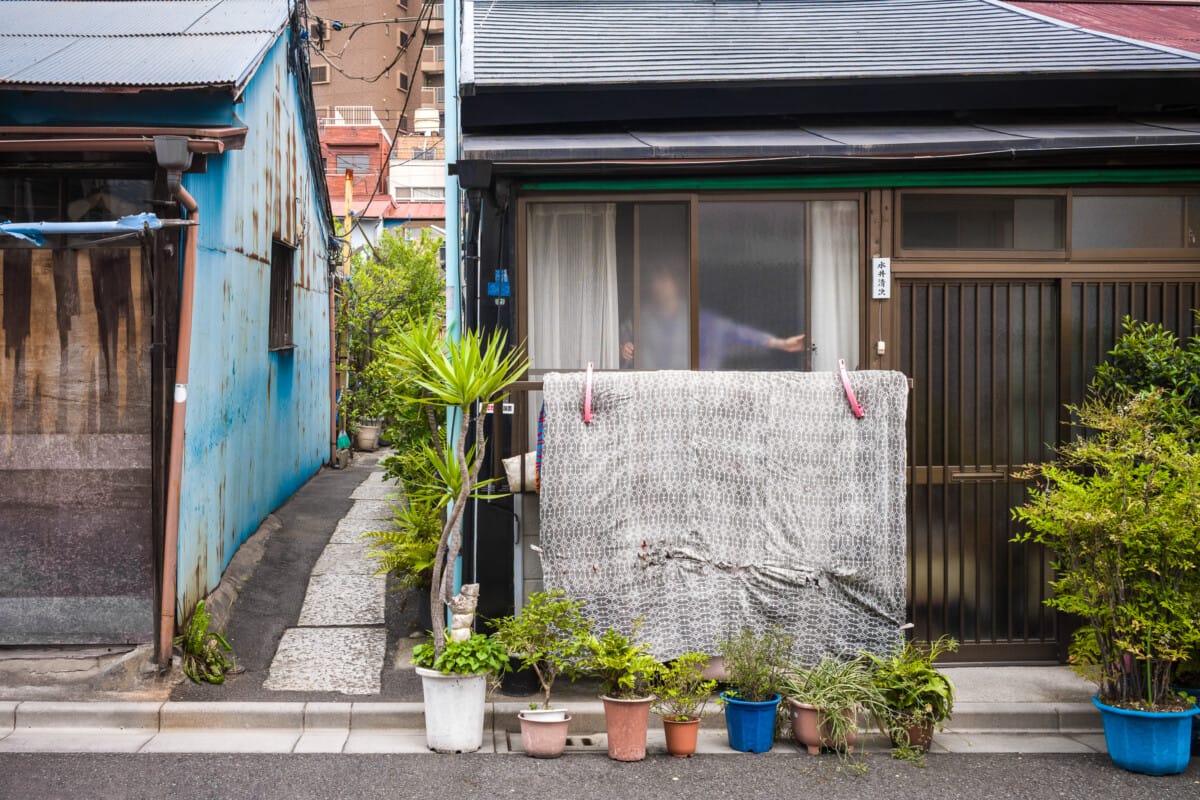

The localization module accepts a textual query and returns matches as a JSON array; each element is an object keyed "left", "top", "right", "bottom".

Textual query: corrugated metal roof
[
  {"left": 0, "top": 0, "right": 289, "bottom": 88},
  {"left": 461, "top": 116, "right": 1200, "bottom": 162},
  {"left": 1008, "top": 2, "right": 1200, "bottom": 55},
  {"left": 463, "top": 0, "right": 1200, "bottom": 88}
]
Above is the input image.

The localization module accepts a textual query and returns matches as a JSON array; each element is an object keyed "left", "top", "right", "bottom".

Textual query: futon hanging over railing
[{"left": 538, "top": 369, "right": 909, "bottom": 661}]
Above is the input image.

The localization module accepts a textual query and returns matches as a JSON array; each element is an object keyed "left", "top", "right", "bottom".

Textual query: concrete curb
[{"left": 0, "top": 699, "right": 1104, "bottom": 737}]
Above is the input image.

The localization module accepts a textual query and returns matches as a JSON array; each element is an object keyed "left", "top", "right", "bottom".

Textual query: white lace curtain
[
  {"left": 809, "top": 200, "right": 861, "bottom": 372},
  {"left": 527, "top": 203, "right": 620, "bottom": 370}
]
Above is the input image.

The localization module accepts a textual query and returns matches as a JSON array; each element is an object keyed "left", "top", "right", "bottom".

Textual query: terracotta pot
[
  {"left": 518, "top": 712, "right": 571, "bottom": 759},
  {"left": 601, "top": 695, "right": 654, "bottom": 762},
  {"left": 890, "top": 719, "right": 935, "bottom": 751},
  {"left": 788, "top": 699, "right": 858, "bottom": 755},
  {"left": 662, "top": 717, "right": 701, "bottom": 758}
]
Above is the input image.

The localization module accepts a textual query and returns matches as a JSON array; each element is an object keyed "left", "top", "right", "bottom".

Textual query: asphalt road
[{"left": 0, "top": 753, "right": 1196, "bottom": 800}]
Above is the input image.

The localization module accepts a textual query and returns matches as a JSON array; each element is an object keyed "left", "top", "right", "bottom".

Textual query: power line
[{"left": 334, "top": 2, "right": 439, "bottom": 237}]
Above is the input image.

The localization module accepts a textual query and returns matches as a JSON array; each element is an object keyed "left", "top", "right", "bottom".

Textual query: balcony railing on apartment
[
  {"left": 421, "top": 86, "right": 446, "bottom": 108},
  {"left": 422, "top": 44, "right": 445, "bottom": 73},
  {"left": 318, "top": 106, "right": 385, "bottom": 130}
]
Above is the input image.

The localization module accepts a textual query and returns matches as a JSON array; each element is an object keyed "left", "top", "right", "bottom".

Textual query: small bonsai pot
[
  {"left": 662, "top": 717, "right": 701, "bottom": 758},
  {"left": 518, "top": 712, "right": 572, "bottom": 758},
  {"left": 787, "top": 699, "right": 858, "bottom": 755},
  {"left": 601, "top": 695, "right": 654, "bottom": 762}
]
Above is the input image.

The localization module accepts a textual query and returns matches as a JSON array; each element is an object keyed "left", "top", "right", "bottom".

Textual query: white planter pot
[
  {"left": 416, "top": 666, "right": 487, "bottom": 753},
  {"left": 519, "top": 707, "right": 567, "bottom": 722}
]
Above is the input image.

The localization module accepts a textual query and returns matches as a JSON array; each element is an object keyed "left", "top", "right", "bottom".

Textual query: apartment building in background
[
  {"left": 310, "top": 0, "right": 446, "bottom": 241},
  {"left": 308, "top": 0, "right": 444, "bottom": 134}
]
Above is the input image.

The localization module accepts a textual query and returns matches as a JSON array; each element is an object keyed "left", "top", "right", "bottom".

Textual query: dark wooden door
[
  {"left": 900, "top": 276, "right": 1200, "bottom": 662},
  {"left": 900, "top": 280, "right": 1060, "bottom": 661}
]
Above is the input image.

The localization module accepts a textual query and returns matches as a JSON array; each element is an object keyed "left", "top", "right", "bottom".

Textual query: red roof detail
[{"left": 1011, "top": 2, "right": 1200, "bottom": 54}]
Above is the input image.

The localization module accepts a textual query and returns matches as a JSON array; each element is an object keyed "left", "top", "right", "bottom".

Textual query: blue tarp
[{"left": 0, "top": 213, "right": 163, "bottom": 246}]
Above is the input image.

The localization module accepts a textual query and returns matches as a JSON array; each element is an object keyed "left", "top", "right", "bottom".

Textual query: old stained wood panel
[{"left": 0, "top": 246, "right": 154, "bottom": 644}]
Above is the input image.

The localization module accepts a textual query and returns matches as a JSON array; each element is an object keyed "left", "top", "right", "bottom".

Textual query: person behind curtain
[{"left": 620, "top": 266, "right": 806, "bottom": 370}]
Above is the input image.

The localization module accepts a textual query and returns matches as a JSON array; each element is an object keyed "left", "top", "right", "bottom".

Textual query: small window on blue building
[{"left": 269, "top": 240, "right": 295, "bottom": 351}]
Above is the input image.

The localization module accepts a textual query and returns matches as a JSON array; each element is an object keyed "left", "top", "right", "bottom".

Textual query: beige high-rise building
[{"left": 307, "top": 0, "right": 444, "bottom": 133}]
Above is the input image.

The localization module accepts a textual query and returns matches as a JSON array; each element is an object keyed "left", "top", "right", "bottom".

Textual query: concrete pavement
[{"left": 1, "top": 752, "right": 1197, "bottom": 800}]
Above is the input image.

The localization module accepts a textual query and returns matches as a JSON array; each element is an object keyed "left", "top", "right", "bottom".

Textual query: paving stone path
[{"left": 263, "top": 467, "right": 395, "bottom": 695}]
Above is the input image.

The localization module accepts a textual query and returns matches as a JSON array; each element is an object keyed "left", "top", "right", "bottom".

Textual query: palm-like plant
[{"left": 387, "top": 317, "right": 528, "bottom": 655}]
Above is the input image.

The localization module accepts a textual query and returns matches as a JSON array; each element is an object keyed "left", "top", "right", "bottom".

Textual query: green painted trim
[{"left": 520, "top": 168, "right": 1200, "bottom": 192}]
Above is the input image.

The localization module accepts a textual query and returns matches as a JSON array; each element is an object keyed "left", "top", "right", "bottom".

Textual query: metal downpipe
[{"left": 158, "top": 183, "right": 198, "bottom": 666}]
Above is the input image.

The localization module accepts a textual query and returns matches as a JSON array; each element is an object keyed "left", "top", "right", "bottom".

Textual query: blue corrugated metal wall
[{"left": 176, "top": 31, "right": 333, "bottom": 617}]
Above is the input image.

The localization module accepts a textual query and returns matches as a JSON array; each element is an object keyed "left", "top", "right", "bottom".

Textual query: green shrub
[
  {"left": 719, "top": 626, "right": 794, "bottom": 703},
  {"left": 491, "top": 589, "right": 592, "bottom": 709},
  {"left": 413, "top": 632, "right": 509, "bottom": 676},
  {"left": 1013, "top": 393, "right": 1200, "bottom": 709},
  {"left": 652, "top": 652, "right": 717, "bottom": 722},
  {"left": 583, "top": 622, "right": 659, "bottom": 700},
  {"left": 863, "top": 636, "right": 957, "bottom": 730}
]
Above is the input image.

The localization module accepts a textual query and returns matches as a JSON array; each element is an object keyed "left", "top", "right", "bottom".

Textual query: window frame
[
  {"left": 310, "top": 63, "right": 330, "bottom": 85},
  {"left": 333, "top": 153, "right": 372, "bottom": 175},
  {"left": 268, "top": 239, "right": 296, "bottom": 352},
  {"left": 894, "top": 187, "right": 1070, "bottom": 261},
  {"left": 516, "top": 190, "right": 866, "bottom": 376},
  {"left": 1069, "top": 186, "right": 1200, "bottom": 261}
]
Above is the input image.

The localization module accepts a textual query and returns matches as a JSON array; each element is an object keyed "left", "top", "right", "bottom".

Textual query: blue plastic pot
[
  {"left": 1182, "top": 688, "right": 1200, "bottom": 756},
  {"left": 1093, "top": 696, "right": 1200, "bottom": 776},
  {"left": 722, "top": 691, "right": 781, "bottom": 753}
]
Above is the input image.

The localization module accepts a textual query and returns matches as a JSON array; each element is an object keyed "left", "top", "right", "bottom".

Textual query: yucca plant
[{"left": 386, "top": 317, "right": 528, "bottom": 656}]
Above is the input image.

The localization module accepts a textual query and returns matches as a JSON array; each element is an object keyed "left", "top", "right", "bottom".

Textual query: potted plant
[
  {"left": 411, "top": 632, "right": 508, "bottom": 753},
  {"left": 863, "top": 636, "right": 956, "bottom": 758},
  {"left": 651, "top": 652, "right": 717, "bottom": 758},
  {"left": 492, "top": 589, "right": 593, "bottom": 758},
  {"left": 1013, "top": 391, "right": 1200, "bottom": 776},
  {"left": 583, "top": 623, "right": 660, "bottom": 762},
  {"left": 718, "top": 626, "right": 794, "bottom": 753},
  {"left": 783, "top": 655, "right": 886, "bottom": 757},
  {"left": 1176, "top": 656, "right": 1200, "bottom": 756}
]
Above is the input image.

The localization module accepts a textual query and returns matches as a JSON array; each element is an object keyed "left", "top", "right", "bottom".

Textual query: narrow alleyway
[
  {"left": 169, "top": 455, "right": 425, "bottom": 703},
  {"left": 263, "top": 468, "right": 392, "bottom": 695}
]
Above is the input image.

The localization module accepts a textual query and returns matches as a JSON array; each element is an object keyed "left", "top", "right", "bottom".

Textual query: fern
[{"left": 174, "top": 600, "right": 236, "bottom": 685}]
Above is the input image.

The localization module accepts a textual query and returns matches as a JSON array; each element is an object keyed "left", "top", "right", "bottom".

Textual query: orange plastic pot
[{"left": 662, "top": 717, "right": 701, "bottom": 757}]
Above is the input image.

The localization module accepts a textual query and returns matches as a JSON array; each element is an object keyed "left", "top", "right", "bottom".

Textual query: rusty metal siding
[{"left": 175, "top": 30, "right": 333, "bottom": 617}]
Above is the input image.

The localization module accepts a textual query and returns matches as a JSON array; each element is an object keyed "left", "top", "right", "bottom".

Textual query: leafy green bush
[
  {"left": 412, "top": 632, "right": 509, "bottom": 676},
  {"left": 174, "top": 600, "right": 236, "bottom": 685},
  {"left": 491, "top": 589, "right": 593, "bottom": 709},
  {"left": 862, "top": 636, "right": 957, "bottom": 732},
  {"left": 583, "top": 622, "right": 659, "bottom": 700},
  {"left": 1013, "top": 393, "right": 1200, "bottom": 709},
  {"left": 719, "top": 626, "right": 794, "bottom": 703},
  {"left": 1090, "top": 313, "right": 1200, "bottom": 435},
  {"left": 652, "top": 652, "right": 717, "bottom": 722}
]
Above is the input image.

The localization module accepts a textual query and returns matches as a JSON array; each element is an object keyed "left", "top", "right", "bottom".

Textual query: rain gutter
[{"left": 154, "top": 135, "right": 199, "bottom": 667}]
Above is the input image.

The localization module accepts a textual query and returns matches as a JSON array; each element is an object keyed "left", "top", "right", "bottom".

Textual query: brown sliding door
[
  {"left": 899, "top": 275, "right": 1200, "bottom": 662},
  {"left": 900, "top": 279, "right": 1060, "bottom": 661}
]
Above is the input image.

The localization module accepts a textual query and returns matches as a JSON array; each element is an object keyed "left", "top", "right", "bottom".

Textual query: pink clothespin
[
  {"left": 583, "top": 361, "right": 594, "bottom": 424},
  {"left": 838, "top": 358, "right": 865, "bottom": 419}
]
